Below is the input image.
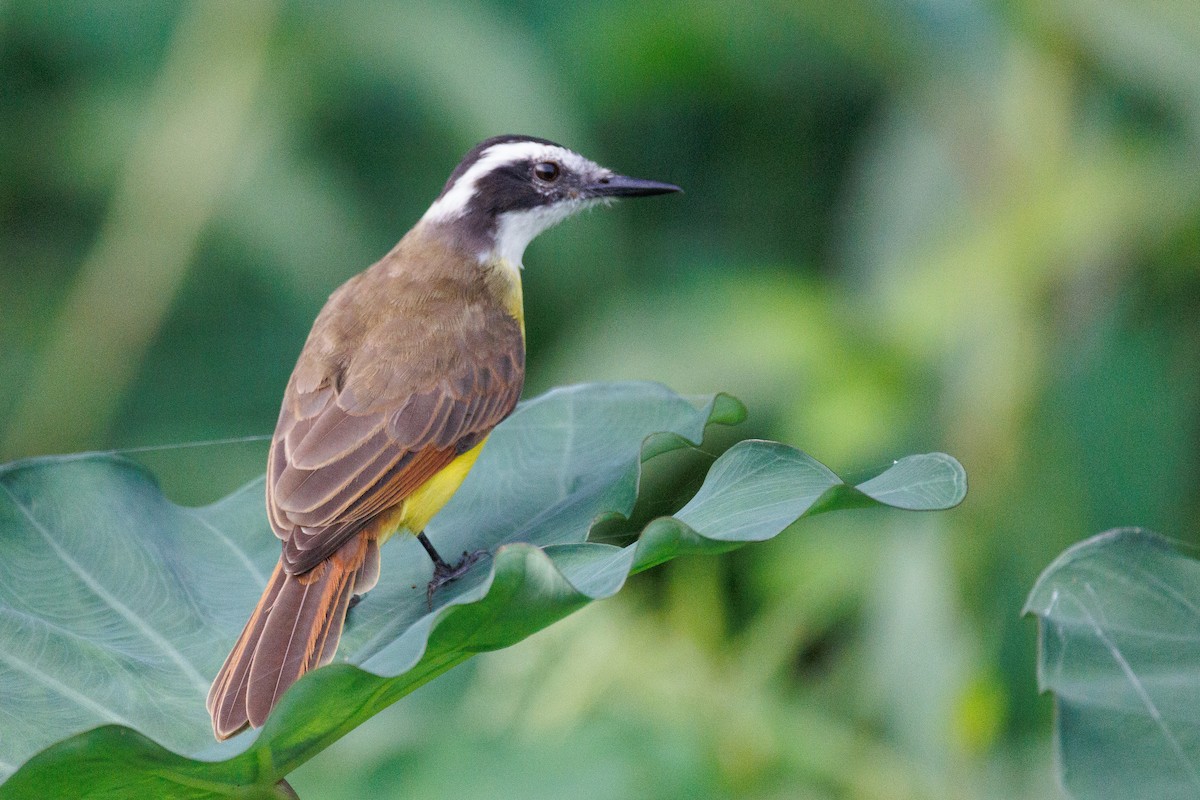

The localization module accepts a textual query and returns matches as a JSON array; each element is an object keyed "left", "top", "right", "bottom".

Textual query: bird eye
[{"left": 533, "top": 161, "right": 560, "bottom": 182}]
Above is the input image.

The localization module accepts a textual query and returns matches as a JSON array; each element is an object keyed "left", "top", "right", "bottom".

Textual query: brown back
[{"left": 266, "top": 226, "right": 525, "bottom": 574}]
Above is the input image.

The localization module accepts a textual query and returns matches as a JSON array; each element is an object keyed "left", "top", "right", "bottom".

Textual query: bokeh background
[{"left": 3, "top": 1, "right": 1199, "bottom": 797}]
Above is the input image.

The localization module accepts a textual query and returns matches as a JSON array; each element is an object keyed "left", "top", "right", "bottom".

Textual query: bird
[{"left": 206, "top": 134, "right": 680, "bottom": 740}]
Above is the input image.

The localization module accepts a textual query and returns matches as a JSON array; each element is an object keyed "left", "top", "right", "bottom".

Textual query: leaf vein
[
  {"left": 1079, "top": 582, "right": 1200, "bottom": 788},
  {"left": 0, "top": 482, "right": 210, "bottom": 695},
  {"left": 182, "top": 507, "right": 269, "bottom": 589},
  {"left": 0, "top": 646, "right": 134, "bottom": 728}
]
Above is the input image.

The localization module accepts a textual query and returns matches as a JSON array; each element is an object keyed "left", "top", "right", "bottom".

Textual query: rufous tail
[{"left": 206, "top": 535, "right": 380, "bottom": 740}]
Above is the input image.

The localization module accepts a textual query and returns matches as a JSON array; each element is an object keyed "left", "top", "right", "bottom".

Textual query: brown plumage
[
  {"left": 206, "top": 226, "right": 525, "bottom": 740},
  {"left": 206, "top": 135, "right": 680, "bottom": 741}
]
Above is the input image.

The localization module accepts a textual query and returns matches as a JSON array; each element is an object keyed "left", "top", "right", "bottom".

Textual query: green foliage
[
  {"left": 3, "top": 0, "right": 1199, "bottom": 796},
  {"left": 0, "top": 383, "right": 964, "bottom": 798},
  {"left": 1026, "top": 529, "right": 1200, "bottom": 800}
]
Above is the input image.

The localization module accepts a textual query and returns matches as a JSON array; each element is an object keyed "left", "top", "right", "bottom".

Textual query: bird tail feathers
[{"left": 207, "top": 536, "right": 379, "bottom": 741}]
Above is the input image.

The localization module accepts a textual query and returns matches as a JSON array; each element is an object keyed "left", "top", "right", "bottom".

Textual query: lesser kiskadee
[{"left": 207, "top": 134, "right": 680, "bottom": 740}]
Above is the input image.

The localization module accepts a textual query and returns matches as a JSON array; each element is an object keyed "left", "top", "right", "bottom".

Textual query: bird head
[{"left": 420, "top": 134, "right": 681, "bottom": 266}]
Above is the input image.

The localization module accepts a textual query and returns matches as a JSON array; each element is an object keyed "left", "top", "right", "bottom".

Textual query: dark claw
[{"left": 425, "top": 548, "right": 487, "bottom": 609}]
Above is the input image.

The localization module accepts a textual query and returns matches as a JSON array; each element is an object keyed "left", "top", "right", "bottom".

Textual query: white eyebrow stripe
[{"left": 421, "top": 142, "right": 592, "bottom": 223}]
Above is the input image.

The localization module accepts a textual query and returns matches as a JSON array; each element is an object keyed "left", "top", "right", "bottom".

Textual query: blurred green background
[{"left": 3, "top": 0, "right": 1198, "bottom": 797}]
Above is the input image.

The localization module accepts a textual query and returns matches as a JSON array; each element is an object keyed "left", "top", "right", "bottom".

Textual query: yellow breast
[
  {"left": 489, "top": 257, "right": 525, "bottom": 338},
  {"left": 379, "top": 437, "right": 488, "bottom": 542}
]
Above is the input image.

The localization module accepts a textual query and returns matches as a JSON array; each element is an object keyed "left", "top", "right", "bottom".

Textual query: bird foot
[{"left": 426, "top": 549, "right": 487, "bottom": 609}]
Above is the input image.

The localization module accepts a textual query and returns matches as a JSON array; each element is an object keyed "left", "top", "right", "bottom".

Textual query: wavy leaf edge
[{"left": 0, "top": 384, "right": 966, "bottom": 796}]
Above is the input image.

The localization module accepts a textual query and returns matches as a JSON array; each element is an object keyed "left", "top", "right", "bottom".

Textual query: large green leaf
[
  {"left": 1025, "top": 528, "right": 1200, "bottom": 800},
  {"left": 0, "top": 382, "right": 965, "bottom": 798}
]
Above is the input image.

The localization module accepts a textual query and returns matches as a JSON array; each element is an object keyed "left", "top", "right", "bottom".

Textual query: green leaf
[
  {"left": 1025, "top": 528, "right": 1200, "bottom": 800},
  {"left": 0, "top": 382, "right": 965, "bottom": 798}
]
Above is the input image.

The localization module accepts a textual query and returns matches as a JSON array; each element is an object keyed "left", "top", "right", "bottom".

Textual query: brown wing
[{"left": 266, "top": 250, "right": 525, "bottom": 575}]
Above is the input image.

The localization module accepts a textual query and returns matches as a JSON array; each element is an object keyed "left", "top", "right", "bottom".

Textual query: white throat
[{"left": 488, "top": 200, "right": 590, "bottom": 268}]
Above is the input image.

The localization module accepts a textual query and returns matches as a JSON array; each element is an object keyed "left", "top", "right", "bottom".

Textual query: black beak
[{"left": 588, "top": 174, "right": 682, "bottom": 198}]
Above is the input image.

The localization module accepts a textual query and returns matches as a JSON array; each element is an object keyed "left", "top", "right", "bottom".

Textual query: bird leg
[{"left": 416, "top": 531, "right": 486, "bottom": 608}]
